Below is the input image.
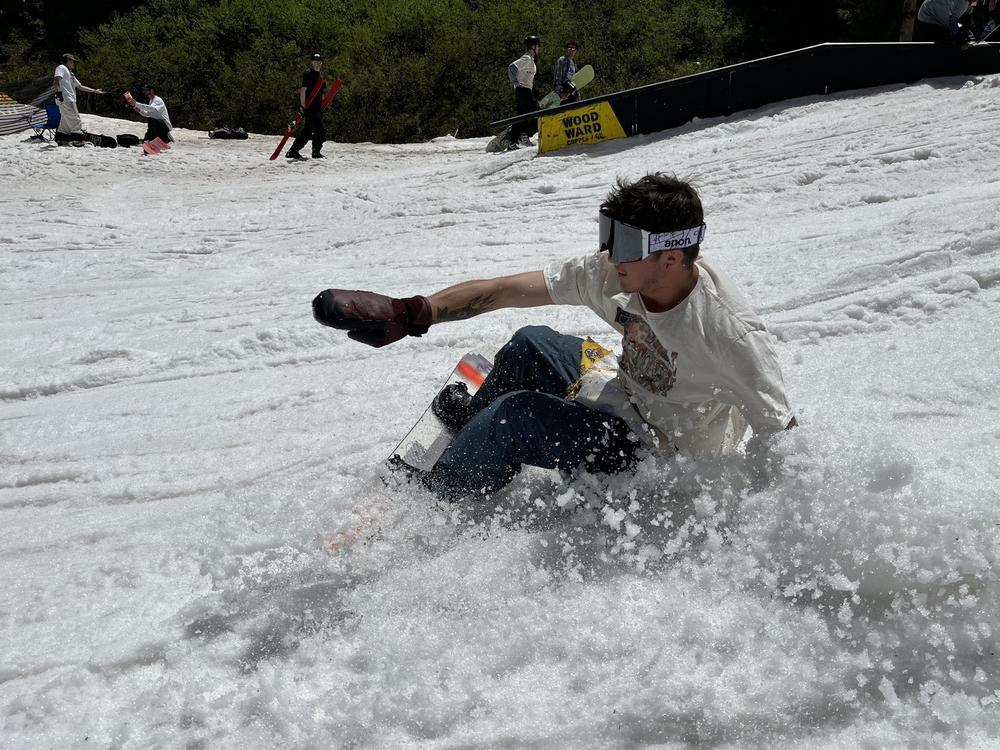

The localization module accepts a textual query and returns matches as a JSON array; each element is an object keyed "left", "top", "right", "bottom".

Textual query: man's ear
[{"left": 658, "top": 250, "right": 685, "bottom": 268}]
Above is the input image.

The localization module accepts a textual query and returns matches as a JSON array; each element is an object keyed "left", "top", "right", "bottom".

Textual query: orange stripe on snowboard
[{"left": 457, "top": 359, "right": 486, "bottom": 388}]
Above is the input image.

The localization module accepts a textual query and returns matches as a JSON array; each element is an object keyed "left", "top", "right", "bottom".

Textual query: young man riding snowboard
[{"left": 313, "top": 174, "right": 796, "bottom": 499}]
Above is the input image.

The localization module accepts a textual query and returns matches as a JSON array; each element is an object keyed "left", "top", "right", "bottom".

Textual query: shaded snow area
[{"left": 2, "top": 74, "right": 1000, "bottom": 748}]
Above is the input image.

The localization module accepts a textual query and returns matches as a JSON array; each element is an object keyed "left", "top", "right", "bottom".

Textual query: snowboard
[
  {"left": 318, "top": 353, "right": 492, "bottom": 556},
  {"left": 269, "top": 78, "right": 343, "bottom": 160},
  {"left": 141, "top": 136, "right": 173, "bottom": 155},
  {"left": 538, "top": 64, "right": 595, "bottom": 109},
  {"left": 388, "top": 352, "right": 492, "bottom": 472},
  {"left": 487, "top": 65, "right": 595, "bottom": 153},
  {"left": 485, "top": 128, "right": 514, "bottom": 153}
]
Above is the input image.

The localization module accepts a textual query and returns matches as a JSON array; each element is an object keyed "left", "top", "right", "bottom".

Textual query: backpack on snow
[{"left": 208, "top": 126, "right": 248, "bottom": 140}]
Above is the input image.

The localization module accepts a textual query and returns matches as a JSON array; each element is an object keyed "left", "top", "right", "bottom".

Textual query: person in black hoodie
[{"left": 287, "top": 53, "right": 326, "bottom": 160}]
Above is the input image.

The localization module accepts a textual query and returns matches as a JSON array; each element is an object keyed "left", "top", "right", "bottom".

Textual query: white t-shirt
[
  {"left": 544, "top": 252, "right": 794, "bottom": 457},
  {"left": 53, "top": 64, "right": 79, "bottom": 103},
  {"left": 133, "top": 95, "right": 173, "bottom": 130},
  {"left": 510, "top": 54, "right": 537, "bottom": 88}
]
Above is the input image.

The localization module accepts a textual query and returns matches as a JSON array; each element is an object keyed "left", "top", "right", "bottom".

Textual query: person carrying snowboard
[
  {"left": 506, "top": 35, "right": 542, "bottom": 149},
  {"left": 313, "top": 173, "right": 797, "bottom": 499},
  {"left": 287, "top": 53, "right": 326, "bottom": 160},
  {"left": 125, "top": 83, "right": 173, "bottom": 143},
  {"left": 553, "top": 41, "right": 580, "bottom": 104}
]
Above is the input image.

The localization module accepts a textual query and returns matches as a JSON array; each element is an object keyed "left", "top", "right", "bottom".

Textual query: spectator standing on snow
[
  {"left": 313, "top": 174, "right": 797, "bottom": 500},
  {"left": 553, "top": 41, "right": 580, "bottom": 103},
  {"left": 52, "top": 53, "right": 106, "bottom": 141},
  {"left": 507, "top": 35, "right": 542, "bottom": 148},
  {"left": 125, "top": 83, "right": 173, "bottom": 143},
  {"left": 914, "top": 0, "right": 976, "bottom": 45},
  {"left": 287, "top": 53, "right": 326, "bottom": 160}
]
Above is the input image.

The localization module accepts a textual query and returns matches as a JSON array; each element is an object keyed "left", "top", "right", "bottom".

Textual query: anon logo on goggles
[{"left": 599, "top": 211, "right": 706, "bottom": 263}]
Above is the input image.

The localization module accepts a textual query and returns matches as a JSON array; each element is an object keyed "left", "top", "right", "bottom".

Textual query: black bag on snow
[
  {"left": 116, "top": 134, "right": 142, "bottom": 148},
  {"left": 208, "top": 126, "right": 249, "bottom": 140}
]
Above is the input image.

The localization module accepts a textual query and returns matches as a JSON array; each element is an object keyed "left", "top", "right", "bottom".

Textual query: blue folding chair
[{"left": 28, "top": 103, "right": 61, "bottom": 141}]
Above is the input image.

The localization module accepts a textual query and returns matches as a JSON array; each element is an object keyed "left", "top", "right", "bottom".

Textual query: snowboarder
[
  {"left": 313, "top": 174, "right": 797, "bottom": 499},
  {"left": 125, "top": 83, "right": 173, "bottom": 143},
  {"left": 52, "top": 53, "right": 106, "bottom": 142},
  {"left": 506, "top": 35, "right": 542, "bottom": 149},
  {"left": 553, "top": 41, "right": 580, "bottom": 103},
  {"left": 287, "top": 53, "right": 326, "bottom": 160}
]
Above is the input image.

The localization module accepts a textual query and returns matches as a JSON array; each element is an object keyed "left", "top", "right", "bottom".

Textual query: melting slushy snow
[{"left": 2, "top": 74, "right": 1000, "bottom": 747}]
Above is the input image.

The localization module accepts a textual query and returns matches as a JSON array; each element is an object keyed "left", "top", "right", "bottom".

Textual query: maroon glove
[{"left": 312, "top": 289, "right": 433, "bottom": 348}]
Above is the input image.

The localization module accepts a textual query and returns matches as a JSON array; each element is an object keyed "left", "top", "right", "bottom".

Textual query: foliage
[{"left": 3, "top": 0, "right": 909, "bottom": 142}]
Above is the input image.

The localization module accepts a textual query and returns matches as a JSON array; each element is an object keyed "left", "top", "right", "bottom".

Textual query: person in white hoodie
[
  {"left": 125, "top": 83, "right": 173, "bottom": 143},
  {"left": 52, "top": 53, "right": 106, "bottom": 140}
]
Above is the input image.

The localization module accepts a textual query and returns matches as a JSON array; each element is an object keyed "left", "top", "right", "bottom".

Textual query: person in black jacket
[{"left": 287, "top": 53, "right": 326, "bottom": 160}]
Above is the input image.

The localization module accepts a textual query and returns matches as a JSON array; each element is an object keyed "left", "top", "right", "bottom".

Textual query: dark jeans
[
  {"left": 143, "top": 118, "right": 171, "bottom": 143},
  {"left": 290, "top": 109, "right": 326, "bottom": 156},
  {"left": 432, "top": 326, "right": 638, "bottom": 498},
  {"left": 509, "top": 86, "right": 539, "bottom": 143}
]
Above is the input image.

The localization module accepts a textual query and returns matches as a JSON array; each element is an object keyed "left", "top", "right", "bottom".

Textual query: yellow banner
[{"left": 539, "top": 101, "right": 627, "bottom": 154}]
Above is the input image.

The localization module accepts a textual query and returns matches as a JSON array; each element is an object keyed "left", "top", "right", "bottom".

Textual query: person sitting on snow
[
  {"left": 312, "top": 173, "right": 797, "bottom": 499},
  {"left": 124, "top": 83, "right": 173, "bottom": 143}
]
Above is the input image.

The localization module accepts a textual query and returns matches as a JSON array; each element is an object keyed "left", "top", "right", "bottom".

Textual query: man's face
[
  {"left": 66, "top": 59, "right": 77, "bottom": 70},
  {"left": 613, "top": 251, "right": 679, "bottom": 295},
  {"left": 310, "top": 59, "right": 323, "bottom": 70},
  {"left": 531, "top": 44, "right": 540, "bottom": 59},
  {"left": 566, "top": 46, "right": 577, "bottom": 59}
]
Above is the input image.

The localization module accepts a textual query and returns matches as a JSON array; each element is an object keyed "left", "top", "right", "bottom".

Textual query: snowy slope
[{"left": 2, "top": 75, "right": 1000, "bottom": 748}]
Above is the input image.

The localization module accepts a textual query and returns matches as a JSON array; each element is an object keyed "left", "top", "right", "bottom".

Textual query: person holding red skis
[{"left": 287, "top": 53, "right": 326, "bottom": 160}]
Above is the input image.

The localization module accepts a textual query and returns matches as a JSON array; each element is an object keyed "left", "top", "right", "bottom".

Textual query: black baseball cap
[{"left": 310, "top": 53, "right": 323, "bottom": 61}]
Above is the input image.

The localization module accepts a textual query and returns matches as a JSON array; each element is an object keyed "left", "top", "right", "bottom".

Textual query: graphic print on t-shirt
[{"left": 615, "top": 308, "right": 678, "bottom": 394}]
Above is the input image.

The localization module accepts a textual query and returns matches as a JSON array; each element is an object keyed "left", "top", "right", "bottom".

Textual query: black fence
[{"left": 491, "top": 42, "right": 1000, "bottom": 138}]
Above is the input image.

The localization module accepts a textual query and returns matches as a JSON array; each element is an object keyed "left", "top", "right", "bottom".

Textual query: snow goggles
[{"left": 598, "top": 211, "right": 706, "bottom": 263}]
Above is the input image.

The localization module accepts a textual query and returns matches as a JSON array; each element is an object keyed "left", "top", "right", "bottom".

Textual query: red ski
[{"left": 268, "top": 77, "right": 343, "bottom": 160}]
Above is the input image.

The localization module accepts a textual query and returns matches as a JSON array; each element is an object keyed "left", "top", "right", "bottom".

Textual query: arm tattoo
[{"left": 435, "top": 293, "right": 499, "bottom": 322}]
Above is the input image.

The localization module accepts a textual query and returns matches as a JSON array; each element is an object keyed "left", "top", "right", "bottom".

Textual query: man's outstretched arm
[
  {"left": 429, "top": 271, "right": 551, "bottom": 323},
  {"left": 313, "top": 271, "right": 551, "bottom": 348}
]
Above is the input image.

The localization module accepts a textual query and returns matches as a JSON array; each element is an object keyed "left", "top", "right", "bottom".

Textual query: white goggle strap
[
  {"left": 645, "top": 224, "right": 706, "bottom": 253},
  {"left": 600, "top": 212, "right": 706, "bottom": 262}
]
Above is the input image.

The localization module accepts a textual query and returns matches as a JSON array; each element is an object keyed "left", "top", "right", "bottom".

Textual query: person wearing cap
[
  {"left": 506, "top": 35, "right": 542, "bottom": 149},
  {"left": 124, "top": 83, "right": 173, "bottom": 143},
  {"left": 553, "top": 41, "right": 580, "bottom": 103},
  {"left": 312, "top": 174, "right": 797, "bottom": 499},
  {"left": 286, "top": 53, "right": 326, "bottom": 160},
  {"left": 52, "top": 53, "right": 106, "bottom": 140}
]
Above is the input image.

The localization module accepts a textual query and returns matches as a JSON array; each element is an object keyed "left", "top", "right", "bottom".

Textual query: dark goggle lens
[{"left": 599, "top": 213, "right": 643, "bottom": 263}]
